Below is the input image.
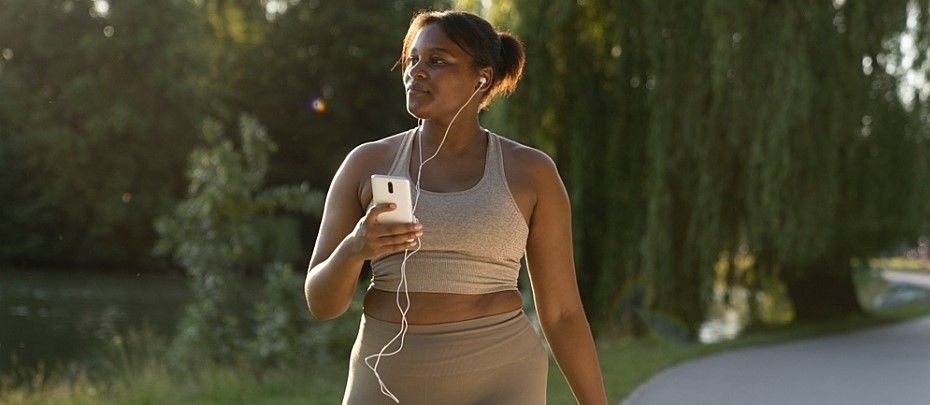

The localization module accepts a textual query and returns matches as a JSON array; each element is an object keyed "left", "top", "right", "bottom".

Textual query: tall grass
[
  {"left": 0, "top": 344, "right": 347, "bottom": 405},
  {"left": 0, "top": 320, "right": 348, "bottom": 405}
]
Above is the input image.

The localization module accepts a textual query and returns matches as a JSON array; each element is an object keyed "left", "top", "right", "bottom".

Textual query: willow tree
[
  {"left": 480, "top": 0, "right": 929, "bottom": 337},
  {"left": 715, "top": 0, "right": 924, "bottom": 321}
]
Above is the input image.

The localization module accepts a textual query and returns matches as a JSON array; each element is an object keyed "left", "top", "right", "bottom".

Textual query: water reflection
[{"left": 0, "top": 268, "right": 190, "bottom": 375}]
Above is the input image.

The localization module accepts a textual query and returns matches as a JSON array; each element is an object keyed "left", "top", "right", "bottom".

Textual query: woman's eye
[{"left": 406, "top": 55, "right": 446, "bottom": 67}]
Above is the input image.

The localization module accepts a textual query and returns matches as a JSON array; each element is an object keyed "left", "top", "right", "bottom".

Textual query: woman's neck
[{"left": 418, "top": 118, "right": 484, "bottom": 154}]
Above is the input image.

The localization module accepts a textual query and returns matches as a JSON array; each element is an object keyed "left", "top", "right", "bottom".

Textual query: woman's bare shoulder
[
  {"left": 347, "top": 131, "right": 408, "bottom": 163},
  {"left": 497, "top": 135, "right": 560, "bottom": 180},
  {"left": 338, "top": 130, "right": 410, "bottom": 175},
  {"left": 333, "top": 130, "right": 412, "bottom": 204}
]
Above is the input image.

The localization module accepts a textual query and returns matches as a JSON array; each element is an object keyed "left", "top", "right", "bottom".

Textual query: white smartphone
[{"left": 370, "top": 175, "right": 414, "bottom": 224}]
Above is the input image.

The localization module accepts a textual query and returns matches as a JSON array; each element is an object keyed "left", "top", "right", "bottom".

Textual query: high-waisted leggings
[{"left": 342, "top": 309, "right": 549, "bottom": 405}]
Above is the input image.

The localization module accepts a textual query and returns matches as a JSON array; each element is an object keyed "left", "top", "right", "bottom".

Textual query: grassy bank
[
  {"left": 0, "top": 359, "right": 348, "bottom": 405},
  {"left": 3, "top": 299, "right": 928, "bottom": 405}
]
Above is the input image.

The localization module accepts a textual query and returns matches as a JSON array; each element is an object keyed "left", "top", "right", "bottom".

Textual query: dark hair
[{"left": 399, "top": 10, "right": 526, "bottom": 109}]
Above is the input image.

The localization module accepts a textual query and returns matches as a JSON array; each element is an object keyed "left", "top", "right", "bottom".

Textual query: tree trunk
[{"left": 782, "top": 256, "right": 864, "bottom": 322}]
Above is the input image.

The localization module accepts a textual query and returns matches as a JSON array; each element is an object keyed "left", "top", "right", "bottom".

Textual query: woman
[{"left": 305, "top": 10, "right": 607, "bottom": 405}]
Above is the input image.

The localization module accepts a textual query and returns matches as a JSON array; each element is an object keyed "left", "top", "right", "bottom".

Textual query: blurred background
[{"left": 1, "top": 0, "right": 929, "bottom": 402}]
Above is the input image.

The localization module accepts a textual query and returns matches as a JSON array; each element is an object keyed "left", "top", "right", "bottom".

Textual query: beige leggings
[{"left": 342, "top": 309, "right": 549, "bottom": 405}]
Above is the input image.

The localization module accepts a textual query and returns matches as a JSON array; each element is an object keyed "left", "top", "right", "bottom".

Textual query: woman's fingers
[
  {"left": 358, "top": 204, "right": 422, "bottom": 257},
  {"left": 365, "top": 203, "right": 396, "bottom": 226}
]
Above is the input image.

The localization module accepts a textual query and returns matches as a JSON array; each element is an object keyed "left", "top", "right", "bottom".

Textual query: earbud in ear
[{"left": 477, "top": 77, "right": 487, "bottom": 89}]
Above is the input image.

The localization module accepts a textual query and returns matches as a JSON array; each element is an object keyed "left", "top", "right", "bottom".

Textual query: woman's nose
[{"left": 406, "top": 61, "right": 427, "bottom": 80}]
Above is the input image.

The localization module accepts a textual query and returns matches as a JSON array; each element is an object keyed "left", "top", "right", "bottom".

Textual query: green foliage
[
  {"left": 249, "top": 262, "right": 361, "bottom": 370},
  {"left": 0, "top": 0, "right": 447, "bottom": 267},
  {"left": 154, "top": 114, "right": 323, "bottom": 366},
  {"left": 249, "top": 263, "right": 313, "bottom": 369},
  {"left": 0, "top": 0, "right": 211, "bottom": 265}
]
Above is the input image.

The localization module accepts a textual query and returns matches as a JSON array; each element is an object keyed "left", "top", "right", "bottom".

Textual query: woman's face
[{"left": 403, "top": 24, "right": 482, "bottom": 120}]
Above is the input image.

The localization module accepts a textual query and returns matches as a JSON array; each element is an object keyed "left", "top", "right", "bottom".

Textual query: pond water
[{"left": 0, "top": 268, "right": 191, "bottom": 376}]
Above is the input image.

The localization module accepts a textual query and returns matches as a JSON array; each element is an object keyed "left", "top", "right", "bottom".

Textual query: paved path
[
  {"left": 622, "top": 315, "right": 930, "bottom": 405},
  {"left": 883, "top": 270, "right": 930, "bottom": 289}
]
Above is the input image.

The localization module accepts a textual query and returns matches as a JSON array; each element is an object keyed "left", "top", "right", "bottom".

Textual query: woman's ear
[{"left": 477, "top": 67, "right": 493, "bottom": 90}]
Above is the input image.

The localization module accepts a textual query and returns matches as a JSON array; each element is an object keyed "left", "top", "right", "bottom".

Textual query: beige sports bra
[{"left": 369, "top": 129, "right": 529, "bottom": 294}]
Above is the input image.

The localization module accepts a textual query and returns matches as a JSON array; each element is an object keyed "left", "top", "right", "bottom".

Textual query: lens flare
[
  {"left": 636, "top": 310, "right": 691, "bottom": 345},
  {"left": 608, "top": 277, "right": 691, "bottom": 344},
  {"left": 308, "top": 96, "right": 327, "bottom": 114},
  {"left": 608, "top": 277, "right": 647, "bottom": 333}
]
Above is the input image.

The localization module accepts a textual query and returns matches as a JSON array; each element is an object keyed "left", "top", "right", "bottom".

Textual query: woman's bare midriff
[{"left": 363, "top": 288, "right": 524, "bottom": 324}]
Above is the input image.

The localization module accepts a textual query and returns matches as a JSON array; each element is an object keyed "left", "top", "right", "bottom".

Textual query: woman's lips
[{"left": 406, "top": 84, "right": 428, "bottom": 94}]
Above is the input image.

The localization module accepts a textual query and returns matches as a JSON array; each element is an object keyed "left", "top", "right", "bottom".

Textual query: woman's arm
[
  {"left": 523, "top": 151, "right": 608, "bottom": 405},
  {"left": 304, "top": 144, "right": 422, "bottom": 321}
]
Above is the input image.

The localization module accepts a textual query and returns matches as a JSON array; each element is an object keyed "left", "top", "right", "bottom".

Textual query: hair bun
[{"left": 494, "top": 32, "right": 525, "bottom": 99}]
